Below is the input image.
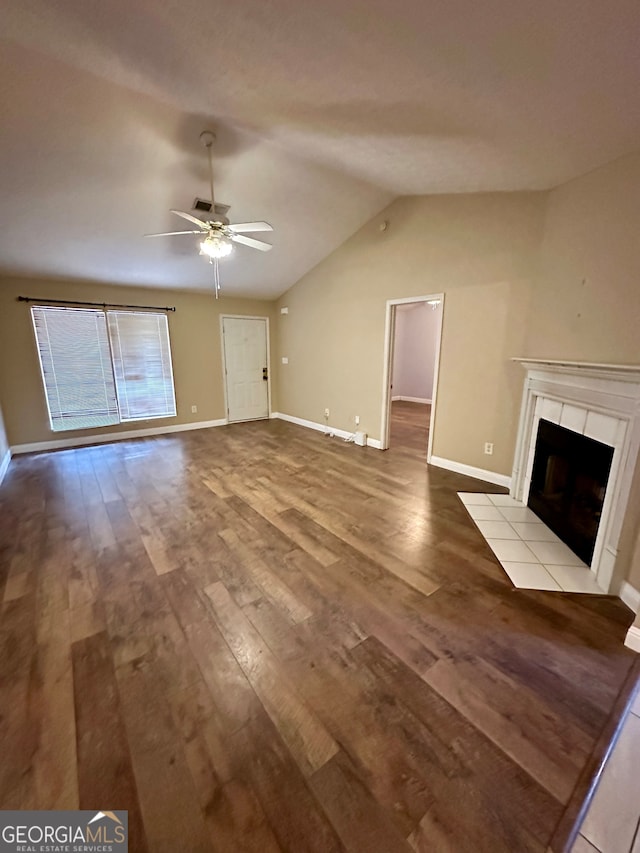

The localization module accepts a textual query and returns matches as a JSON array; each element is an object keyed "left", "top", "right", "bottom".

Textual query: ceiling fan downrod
[{"left": 200, "top": 131, "right": 216, "bottom": 211}]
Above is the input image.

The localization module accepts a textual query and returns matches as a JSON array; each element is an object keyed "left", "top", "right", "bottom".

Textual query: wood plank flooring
[{"left": 0, "top": 400, "right": 636, "bottom": 851}]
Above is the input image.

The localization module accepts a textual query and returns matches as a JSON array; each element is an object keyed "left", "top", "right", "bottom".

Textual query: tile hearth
[{"left": 458, "top": 492, "right": 606, "bottom": 594}]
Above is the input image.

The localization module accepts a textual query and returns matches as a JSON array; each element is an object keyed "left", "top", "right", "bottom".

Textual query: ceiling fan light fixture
[
  {"left": 145, "top": 131, "right": 272, "bottom": 300},
  {"left": 199, "top": 237, "right": 233, "bottom": 259}
]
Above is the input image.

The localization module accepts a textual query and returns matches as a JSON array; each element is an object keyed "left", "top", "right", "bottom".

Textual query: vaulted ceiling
[{"left": 2, "top": 0, "right": 640, "bottom": 298}]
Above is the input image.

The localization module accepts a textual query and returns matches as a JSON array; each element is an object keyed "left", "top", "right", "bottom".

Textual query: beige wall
[
  {"left": 628, "top": 527, "right": 640, "bottom": 599},
  {"left": 526, "top": 149, "right": 640, "bottom": 592},
  {"left": 525, "top": 150, "right": 640, "bottom": 362},
  {"left": 276, "top": 192, "right": 546, "bottom": 475},
  {"left": 0, "top": 276, "right": 277, "bottom": 447}
]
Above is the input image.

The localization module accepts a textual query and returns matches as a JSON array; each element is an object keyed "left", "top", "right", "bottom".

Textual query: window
[
  {"left": 31, "top": 307, "right": 120, "bottom": 432},
  {"left": 31, "top": 306, "right": 176, "bottom": 432},
  {"left": 107, "top": 311, "right": 176, "bottom": 421}
]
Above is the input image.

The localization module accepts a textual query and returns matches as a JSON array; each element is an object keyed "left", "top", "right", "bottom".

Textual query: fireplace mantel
[
  {"left": 511, "top": 358, "right": 640, "bottom": 595},
  {"left": 512, "top": 358, "right": 640, "bottom": 387},
  {"left": 513, "top": 358, "right": 640, "bottom": 375}
]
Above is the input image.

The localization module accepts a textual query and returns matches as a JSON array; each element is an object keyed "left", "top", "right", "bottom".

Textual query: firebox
[{"left": 527, "top": 419, "right": 614, "bottom": 565}]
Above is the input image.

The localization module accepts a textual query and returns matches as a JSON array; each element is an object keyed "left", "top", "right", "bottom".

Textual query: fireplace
[
  {"left": 528, "top": 419, "right": 614, "bottom": 565},
  {"left": 511, "top": 359, "right": 640, "bottom": 595}
]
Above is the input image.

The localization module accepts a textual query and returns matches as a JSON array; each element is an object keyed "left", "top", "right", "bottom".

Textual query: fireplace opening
[{"left": 527, "top": 419, "right": 614, "bottom": 565}]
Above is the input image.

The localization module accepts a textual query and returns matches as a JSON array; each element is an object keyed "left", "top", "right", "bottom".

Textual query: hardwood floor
[
  {"left": 0, "top": 407, "right": 636, "bottom": 852},
  {"left": 390, "top": 399, "right": 431, "bottom": 453}
]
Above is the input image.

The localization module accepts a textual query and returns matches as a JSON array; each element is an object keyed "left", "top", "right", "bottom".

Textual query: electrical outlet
[
  {"left": 281, "top": 356, "right": 288, "bottom": 364},
  {"left": 324, "top": 408, "right": 330, "bottom": 419},
  {"left": 191, "top": 405, "right": 198, "bottom": 414},
  {"left": 484, "top": 442, "right": 494, "bottom": 455},
  {"left": 355, "top": 415, "right": 360, "bottom": 426}
]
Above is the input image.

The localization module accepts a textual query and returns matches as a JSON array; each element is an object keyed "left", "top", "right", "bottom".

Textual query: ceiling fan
[{"left": 145, "top": 130, "right": 273, "bottom": 297}]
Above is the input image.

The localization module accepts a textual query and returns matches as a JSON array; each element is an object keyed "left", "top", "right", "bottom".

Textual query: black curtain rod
[{"left": 17, "top": 296, "right": 176, "bottom": 312}]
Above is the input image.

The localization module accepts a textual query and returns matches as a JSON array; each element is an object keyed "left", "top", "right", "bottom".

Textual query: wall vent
[{"left": 193, "top": 197, "right": 212, "bottom": 213}]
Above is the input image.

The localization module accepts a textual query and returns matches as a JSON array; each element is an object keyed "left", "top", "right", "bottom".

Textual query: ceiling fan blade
[
  {"left": 230, "top": 234, "right": 273, "bottom": 252},
  {"left": 228, "top": 221, "right": 273, "bottom": 233},
  {"left": 170, "top": 209, "right": 209, "bottom": 229},
  {"left": 144, "top": 230, "right": 203, "bottom": 237}
]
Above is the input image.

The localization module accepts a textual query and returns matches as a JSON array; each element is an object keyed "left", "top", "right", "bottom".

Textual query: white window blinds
[
  {"left": 31, "top": 306, "right": 119, "bottom": 432},
  {"left": 107, "top": 311, "right": 176, "bottom": 421},
  {"left": 31, "top": 306, "right": 177, "bottom": 432}
]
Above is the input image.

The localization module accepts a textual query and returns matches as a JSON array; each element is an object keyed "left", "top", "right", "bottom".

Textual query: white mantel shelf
[{"left": 512, "top": 358, "right": 640, "bottom": 382}]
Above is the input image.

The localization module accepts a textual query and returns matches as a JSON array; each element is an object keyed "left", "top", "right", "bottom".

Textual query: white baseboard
[
  {"left": 272, "top": 412, "right": 381, "bottom": 449},
  {"left": 392, "top": 396, "right": 432, "bottom": 404},
  {"left": 625, "top": 625, "right": 640, "bottom": 654},
  {"left": 10, "top": 418, "right": 228, "bottom": 455},
  {"left": 429, "top": 455, "right": 512, "bottom": 489},
  {"left": 274, "top": 411, "right": 352, "bottom": 440},
  {"left": 0, "top": 449, "right": 11, "bottom": 485},
  {"left": 619, "top": 581, "right": 640, "bottom": 614}
]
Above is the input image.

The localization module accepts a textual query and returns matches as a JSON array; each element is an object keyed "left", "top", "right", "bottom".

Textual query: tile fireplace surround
[{"left": 510, "top": 359, "right": 640, "bottom": 598}]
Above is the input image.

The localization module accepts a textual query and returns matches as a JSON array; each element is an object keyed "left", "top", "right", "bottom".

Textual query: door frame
[
  {"left": 379, "top": 293, "right": 445, "bottom": 458},
  {"left": 220, "top": 314, "right": 272, "bottom": 423}
]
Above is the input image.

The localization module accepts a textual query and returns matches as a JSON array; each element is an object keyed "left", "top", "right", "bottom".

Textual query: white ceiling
[{"left": 2, "top": 0, "right": 640, "bottom": 298}]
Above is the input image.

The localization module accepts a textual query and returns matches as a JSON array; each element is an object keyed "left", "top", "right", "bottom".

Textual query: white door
[{"left": 222, "top": 317, "right": 270, "bottom": 422}]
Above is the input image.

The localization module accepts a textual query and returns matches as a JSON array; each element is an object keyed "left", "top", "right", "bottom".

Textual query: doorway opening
[
  {"left": 221, "top": 315, "right": 271, "bottom": 423},
  {"left": 379, "top": 294, "right": 444, "bottom": 456}
]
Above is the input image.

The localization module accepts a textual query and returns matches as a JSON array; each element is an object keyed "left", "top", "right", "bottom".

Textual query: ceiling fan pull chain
[{"left": 214, "top": 256, "right": 221, "bottom": 298}]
